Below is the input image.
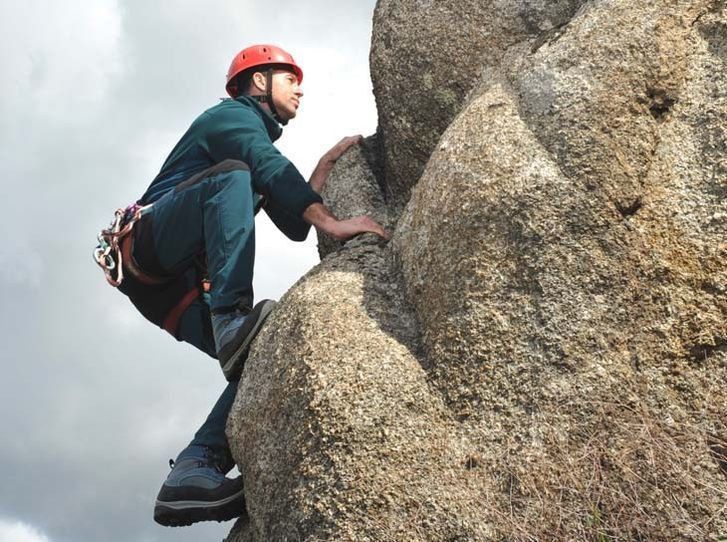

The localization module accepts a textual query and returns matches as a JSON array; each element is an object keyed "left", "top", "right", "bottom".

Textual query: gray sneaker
[
  {"left": 153, "top": 445, "right": 246, "bottom": 527},
  {"left": 212, "top": 299, "right": 277, "bottom": 381}
]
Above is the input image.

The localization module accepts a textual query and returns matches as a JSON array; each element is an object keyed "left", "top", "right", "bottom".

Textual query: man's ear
[{"left": 252, "top": 71, "right": 267, "bottom": 92}]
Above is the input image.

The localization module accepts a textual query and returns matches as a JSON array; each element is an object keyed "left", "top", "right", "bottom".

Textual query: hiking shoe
[
  {"left": 153, "top": 445, "right": 246, "bottom": 527},
  {"left": 213, "top": 299, "right": 276, "bottom": 381}
]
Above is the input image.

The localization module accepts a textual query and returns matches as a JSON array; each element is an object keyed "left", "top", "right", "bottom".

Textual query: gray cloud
[{"left": 0, "top": 1, "right": 377, "bottom": 540}]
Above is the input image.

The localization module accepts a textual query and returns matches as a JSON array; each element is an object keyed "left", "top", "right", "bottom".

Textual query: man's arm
[
  {"left": 302, "top": 203, "right": 390, "bottom": 241},
  {"left": 207, "top": 108, "right": 384, "bottom": 241},
  {"left": 207, "top": 107, "right": 323, "bottom": 219}
]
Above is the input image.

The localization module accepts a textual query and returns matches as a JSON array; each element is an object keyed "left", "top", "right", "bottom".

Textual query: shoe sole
[
  {"left": 154, "top": 488, "right": 246, "bottom": 527},
  {"left": 220, "top": 300, "right": 276, "bottom": 380}
]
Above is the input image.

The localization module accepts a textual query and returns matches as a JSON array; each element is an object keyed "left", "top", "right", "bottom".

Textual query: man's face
[{"left": 270, "top": 68, "right": 303, "bottom": 122}]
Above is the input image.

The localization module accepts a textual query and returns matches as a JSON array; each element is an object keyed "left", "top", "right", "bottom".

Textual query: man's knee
[{"left": 216, "top": 165, "right": 252, "bottom": 188}]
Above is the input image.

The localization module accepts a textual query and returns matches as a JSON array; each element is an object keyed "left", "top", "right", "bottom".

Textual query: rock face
[
  {"left": 369, "top": 0, "right": 586, "bottom": 212},
  {"left": 227, "top": 0, "right": 726, "bottom": 540}
]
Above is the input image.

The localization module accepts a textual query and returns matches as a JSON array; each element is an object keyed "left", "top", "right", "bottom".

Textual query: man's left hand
[
  {"left": 309, "top": 134, "right": 364, "bottom": 193},
  {"left": 320, "top": 135, "right": 363, "bottom": 166}
]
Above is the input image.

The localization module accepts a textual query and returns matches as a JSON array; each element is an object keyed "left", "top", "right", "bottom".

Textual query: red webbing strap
[
  {"left": 163, "top": 288, "right": 200, "bottom": 337},
  {"left": 162, "top": 280, "right": 212, "bottom": 338},
  {"left": 120, "top": 228, "right": 211, "bottom": 337}
]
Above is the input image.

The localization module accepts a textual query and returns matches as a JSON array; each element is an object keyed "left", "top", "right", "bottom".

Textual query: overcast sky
[{"left": 0, "top": 1, "right": 378, "bottom": 541}]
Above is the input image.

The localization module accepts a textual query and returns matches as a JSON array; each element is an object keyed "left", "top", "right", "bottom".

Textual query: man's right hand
[
  {"left": 303, "top": 203, "right": 390, "bottom": 241},
  {"left": 326, "top": 215, "right": 390, "bottom": 241}
]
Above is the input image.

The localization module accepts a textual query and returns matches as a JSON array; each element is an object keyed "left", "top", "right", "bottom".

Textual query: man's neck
[{"left": 246, "top": 91, "right": 272, "bottom": 114}]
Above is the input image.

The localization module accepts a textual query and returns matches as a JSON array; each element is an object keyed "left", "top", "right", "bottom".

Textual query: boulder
[
  {"left": 226, "top": 0, "right": 726, "bottom": 540},
  {"left": 370, "top": 0, "right": 586, "bottom": 212},
  {"left": 226, "top": 237, "right": 492, "bottom": 540},
  {"left": 316, "top": 134, "right": 392, "bottom": 259}
]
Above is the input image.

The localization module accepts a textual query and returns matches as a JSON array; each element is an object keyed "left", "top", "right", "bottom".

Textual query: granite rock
[
  {"left": 226, "top": 1, "right": 726, "bottom": 540},
  {"left": 370, "top": 0, "right": 586, "bottom": 213}
]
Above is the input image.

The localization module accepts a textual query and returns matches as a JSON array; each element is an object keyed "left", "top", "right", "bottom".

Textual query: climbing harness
[
  {"left": 94, "top": 203, "right": 212, "bottom": 338},
  {"left": 162, "top": 271, "right": 211, "bottom": 337},
  {"left": 93, "top": 203, "right": 153, "bottom": 287}
]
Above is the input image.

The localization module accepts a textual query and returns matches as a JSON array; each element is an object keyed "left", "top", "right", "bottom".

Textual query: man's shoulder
[{"left": 198, "top": 98, "right": 263, "bottom": 128}]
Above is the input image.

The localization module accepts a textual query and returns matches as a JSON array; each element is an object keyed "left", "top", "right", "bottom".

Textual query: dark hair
[
  {"left": 230, "top": 69, "right": 255, "bottom": 97},
  {"left": 231, "top": 64, "right": 296, "bottom": 97}
]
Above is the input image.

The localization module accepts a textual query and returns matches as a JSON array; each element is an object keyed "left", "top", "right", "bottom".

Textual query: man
[{"left": 99, "top": 44, "right": 388, "bottom": 527}]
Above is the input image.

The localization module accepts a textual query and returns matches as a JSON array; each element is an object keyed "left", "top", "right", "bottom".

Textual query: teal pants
[
  {"left": 149, "top": 160, "right": 260, "bottom": 312},
  {"left": 126, "top": 160, "right": 261, "bottom": 466}
]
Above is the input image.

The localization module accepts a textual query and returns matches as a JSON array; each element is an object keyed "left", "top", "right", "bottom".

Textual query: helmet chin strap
[{"left": 250, "top": 68, "right": 288, "bottom": 126}]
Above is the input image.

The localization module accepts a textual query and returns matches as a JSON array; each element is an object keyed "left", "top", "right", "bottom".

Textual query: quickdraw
[{"left": 93, "top": 203, "right": 152, "bottom": 287}]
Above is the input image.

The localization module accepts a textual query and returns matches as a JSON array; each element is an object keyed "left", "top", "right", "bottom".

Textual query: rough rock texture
[
  {"left": 227, "top": 0, "right": 726, "bottom": 540},
  {"left": 316, "top": 135, "right": 392, "bottom": 259},
  {"left": 226, "top": 238, "right": 492, "bottom": 541},
  {"left": 370, "top": 0, "right": 586, "bottom": 212}
]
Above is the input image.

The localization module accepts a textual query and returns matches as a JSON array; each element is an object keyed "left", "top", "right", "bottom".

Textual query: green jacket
[{"left": 139, "top": 96, "right": 322, "bottom": 241}]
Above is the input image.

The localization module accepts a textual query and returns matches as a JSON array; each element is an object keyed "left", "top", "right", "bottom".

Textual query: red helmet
[{"left": 226, "top": 44, "right": 303, "bottom": 98}]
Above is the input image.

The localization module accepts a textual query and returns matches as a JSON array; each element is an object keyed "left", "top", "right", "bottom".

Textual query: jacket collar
[{"left": 234, "top": 95, "right": 283, "bottom": 142}]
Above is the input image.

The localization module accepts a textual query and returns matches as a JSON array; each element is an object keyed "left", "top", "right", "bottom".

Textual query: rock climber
[{"left": 94, "top": 44, "right": 388, "bottom": 527}]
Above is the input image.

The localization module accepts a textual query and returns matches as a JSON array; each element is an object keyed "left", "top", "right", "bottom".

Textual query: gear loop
[{"left": 92, "top": 202, "right": 152, "bottom": 287}]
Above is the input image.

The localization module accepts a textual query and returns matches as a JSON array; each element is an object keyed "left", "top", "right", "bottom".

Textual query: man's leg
[
  {"left": 188, "top": 380, "right": 238, "bottom": 471},
  {"left": 175, "top": 292, "right": 217, "bottom": 359},
  {"left": 143, "top": 160, "right": 258, "bottom": 312},
  {"left": 152, "top": 297, "right": 247, "bottom": 527},
  {"left": 176, "top": 302, "right": 236, "bottom": 464},
  {"left": 138, "top": 160, "right": 276, "bottom": 379},
  {"left": 137, "top": 162, "right": 260, "bottom": 526}
]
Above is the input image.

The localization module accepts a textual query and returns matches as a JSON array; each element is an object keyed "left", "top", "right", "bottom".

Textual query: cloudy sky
[{"left": 0, "top": 1, "right": 378, "bottom": 540}]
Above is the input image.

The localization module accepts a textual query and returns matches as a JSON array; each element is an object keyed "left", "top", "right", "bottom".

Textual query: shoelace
[{"left": 167, "top": 454, "right": 221, "bottom": 471}]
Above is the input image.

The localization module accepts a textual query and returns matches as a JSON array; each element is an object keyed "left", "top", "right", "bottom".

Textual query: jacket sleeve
[
  {"left": 205, "top": 107, "right": 323, "bottom": 230},
  {"left": 263, "top": 197, "right": 313, "bottom": 241}
]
